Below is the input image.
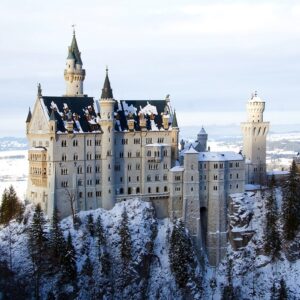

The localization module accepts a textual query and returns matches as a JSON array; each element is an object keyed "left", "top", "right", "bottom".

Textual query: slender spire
[
  {"left": 101, "top": 67, "right": 113, "bottom": 99},
  {"left": 37, "top": 83, "right": 42, "bottom": 97},
  {"left": 26, "top": 107, "right": 32, "bottom": 123},
  {"left": 172, "top": 110, "right": 178, "bottom": 128},
  {"left": 68, "top": 28, "right": 82, "bottom": 65}
]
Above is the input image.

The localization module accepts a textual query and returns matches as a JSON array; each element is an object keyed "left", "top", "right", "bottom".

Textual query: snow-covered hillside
[{"left": 1, "top": 195, "right": 300, "bottom": 299}]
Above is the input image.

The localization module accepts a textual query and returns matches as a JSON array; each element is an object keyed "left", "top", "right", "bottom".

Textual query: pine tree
[
  {"left": 28, "top": 203, "right": 48, "bottom": 300},
  {"left": 282, "top": 160, "right": 300, "bottom": 240},
  {"left": 264, "top": 175, "right": 281, "bottom": 259},
  {"left": 270, "top": 281, "right": 277, "bottom": 300},
  {"left": 86, "top": 213, "right": 94, "bottom": 237},
  {"left": 169, "top": 219, "right": 194, "bottom": 289},
  {"left": 0, "top": 185, "right": 23, "bottom": 225},
  {"left": 61, "top": 231, "right": 77, "bottom": 283},
  {"left": 49, "top": 207, "right": 66, "bottom": 271},
  {"left": 119, "top": 208, "right": 132, "bottom": 266},
  {"left": 95, "top": 214, "right": 106, "bottom": 261},
  {"left": 278, "top": 278, "right": 288, "bottom": 300}
]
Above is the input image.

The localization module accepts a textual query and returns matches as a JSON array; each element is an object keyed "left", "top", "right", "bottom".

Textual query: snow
[
  {"left": 145, "top": 143, "right": 169, "bottom": 147},
  {"left": 249, "top": 95, "right": 264, "bottom": 102},
  {"left": 0, "top": 150, "right": 28, "bottom": 202},
  {"left": 49, "top": 101, "right": 63, "bottom": 116},
  {"left": 139, "top": 102, "right": 158, "bottom": 116},
  {"left": 185, "top": 147, "right": 199, "bottom": 154},
  {"left": 170, "top": 166, "right": 184, "bottom": 172},
  {"left": 121, "top": 101, "right": 138, "bottom": 116},
  {"left": 198, "top": 151, "right": 243, "bottom": 162}
]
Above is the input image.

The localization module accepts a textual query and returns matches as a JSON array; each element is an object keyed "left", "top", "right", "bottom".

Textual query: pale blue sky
[{"left": 0, "top": 0, "right": 300, "bottom": 136}]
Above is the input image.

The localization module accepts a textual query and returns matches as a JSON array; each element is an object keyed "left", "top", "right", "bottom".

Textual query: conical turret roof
[
  {"left": 172, "top": 110, "right": 178, "bottom": 128},
  {"left": 68, "top": 32, "right": 82, "bottom": 65},
  {"left": 26, "top": 108, "right": 32, "bottom": 123},
  {"left": 101, "top": 68, "right": 113, "bottom": 99},
  {"left": 198, "top": 126, "right": 207, "bottom": 135}
]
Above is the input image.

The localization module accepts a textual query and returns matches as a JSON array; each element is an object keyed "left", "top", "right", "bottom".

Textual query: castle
[{"left": 25, "top": 32, "right": 269, "bottom": 266}]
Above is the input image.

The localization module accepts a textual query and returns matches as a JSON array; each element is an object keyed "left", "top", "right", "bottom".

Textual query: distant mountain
[{"left": 0, "top": 137, "right": 27, "bottom": 151}]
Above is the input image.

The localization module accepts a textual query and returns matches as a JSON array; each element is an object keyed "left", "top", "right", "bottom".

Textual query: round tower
[
  {"left": 64, "top": 30, "right": 86, "bottom": 96},
  {"left": 241, "top": 92, "right": 269, "bottom": 184},
  {"left": 196, "top": 126, "right": 208, "bottom": 152},
  {"left": 99, "top": 68, "right": 115, "bottom": 210},
  {"left": 246, "top": 91, "right": 265, "bottom": 122}
]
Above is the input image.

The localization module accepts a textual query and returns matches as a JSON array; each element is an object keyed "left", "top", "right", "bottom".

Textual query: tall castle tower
[
  {"left": 64, "top": 30, "right": 86, "bottom": 96},
  {"left": 99, "top": 68, "right": 116, "bottom": 209},
  {"left": 195, "top": 126, "right": 208, "bottom": 152},
  {"left": 241, "top": 92, "right": 269, "bottom": 184}
]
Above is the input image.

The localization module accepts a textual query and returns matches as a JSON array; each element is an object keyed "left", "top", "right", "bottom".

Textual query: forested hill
[{"left": 1, "top": 165, "right": 300, "bottom": 299}]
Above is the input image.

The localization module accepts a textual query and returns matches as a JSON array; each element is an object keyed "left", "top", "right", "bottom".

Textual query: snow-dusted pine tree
[
  {"left": 86, "top": 213, "right": 95, "bottom": 237},
  {"left": 282, "top": 160, "right": 300, "bottom": 240},
  {"left": 169, "top": 219, "right": 198, "bottom": 294},
  {"left": 28, "top": 203, "right": 48, "bottom": 300},
  {"left": 264, "top": 175, "right": 281, "bottom": 259}
]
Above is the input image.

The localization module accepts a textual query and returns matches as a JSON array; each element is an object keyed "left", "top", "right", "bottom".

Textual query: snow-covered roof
[
  {"left": 41, "top": 96, "right": 100, "bottom": 133},
  {"left": 145, "top": 143, "right": 169, "bottom": 147},
  {"left": 198, "top": 151, "right": 243, "bottom": 162},
  {"left": 40, "top": 97, "right": 173, "bottom": 133},
  {"left": 249, "top": 96, "right": 264, "bottom": 103},
  {"left": 198, "top": 127, "right": 207, "bottom": 135},
  {"left": 185, "top": 147, "right": 199, "bottom": 154},
  {"left": 170, "top": 166, "right": 184, "bottom": 172},
  {"left": 116, "top": 99, "right": 171, "bottom": 131},
  {"left": 267, "top": 170, "right": 289, "bottom": 176}
]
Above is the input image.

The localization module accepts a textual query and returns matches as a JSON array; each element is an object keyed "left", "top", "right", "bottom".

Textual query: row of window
[
  {"left": 61, "top": 139, "right": 101, "bottom": 147},
  {"left": 75, "top": 186, "right": 169, "bottom": 198},
  {"left": 146, "top": 150, "right": 168, "bottom": 157},
  {"left": 199, "top": 162, "right": 241, "bottom": 169}
]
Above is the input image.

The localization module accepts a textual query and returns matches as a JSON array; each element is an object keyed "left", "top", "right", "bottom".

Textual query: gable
[{"left": 28, "top": 98, "right": 50, "bottom": 134}]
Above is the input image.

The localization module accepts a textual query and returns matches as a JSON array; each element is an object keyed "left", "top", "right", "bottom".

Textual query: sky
[{"left": 0, "top": 0, "right": 300, "bottom": 136}]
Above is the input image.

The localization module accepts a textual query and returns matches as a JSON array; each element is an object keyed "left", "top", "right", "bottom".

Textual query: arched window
[
  {"left": 120, "top": 188, "right": 124, "bottom": 194},
  {"left": 136, "top": 187, "right": 140, "bottom": 194},
  {"left": 156, "top": 187, "right": 159, "bottom": 193},
  {"left": 73, "top": 153, "right": 78, "bottom": 161},
  {"left": 62, "top": 154, "right": 67, "bottom": 161},
  {"left": 128, "top": 187, "right": 132, "bottom": 195},
  {"left": 148, "top": 187, "right": 151, "bottom": 193},
  {"left": 164, "top": 186, "right": 168, "bottom": 192}
]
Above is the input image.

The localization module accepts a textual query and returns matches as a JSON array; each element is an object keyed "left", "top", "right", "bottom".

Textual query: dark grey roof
[
  {"left": 114, "top": 100, "right": 169, "bottom": 131},
  {"left": 101, "top": 71, "right": 113, "bottom": 99},
  {"left": 26, "top": 108, "right": 32, "bottom": 123},
  {"left": 68, "top": 33, "right": 82, "bottom": 65},
  {"left": 42, "top": 96, "right": 100, "bottom": 133}
]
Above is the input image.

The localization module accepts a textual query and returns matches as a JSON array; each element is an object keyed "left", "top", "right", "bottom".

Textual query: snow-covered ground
[{"left": 0, "top": 150, "right": 28, "bottom": 201}]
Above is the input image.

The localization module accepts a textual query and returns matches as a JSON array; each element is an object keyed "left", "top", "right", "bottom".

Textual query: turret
[
  {"left": 241, "top": 91, "right": 269, "bottom": 184},
  {"left": 195, "top": 126, "right": 208, "bottom": 152},
  {"left": 49, "top": 109, "right": 57, "bottom": 137},
  {"left": 171, "top": 110, "right": 179, "bottom": 165},
  {"left": 64, "top": 29, "right": 85, "bottom": 96},
  {"left": 98, "top": 68, "right": 115, "bottom": 210},
  {"left": 25, "top": 107, "right": 32, "bottom": 134}
]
